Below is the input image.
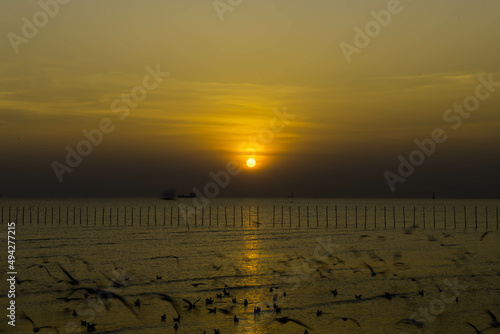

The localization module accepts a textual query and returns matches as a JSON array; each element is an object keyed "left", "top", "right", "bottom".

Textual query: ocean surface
[{"left": 0, "top": 198, "right": 499, "bottom": 334}]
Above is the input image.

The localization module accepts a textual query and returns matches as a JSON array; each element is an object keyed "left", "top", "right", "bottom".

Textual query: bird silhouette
[
  {"left": 480, "top": 231, "right": 491, "bottom": 241},
  {"left": 487, "top": 310, "right": 499, "bottom": 328},
  {"left": 466, "top": 321, "right": 484, "bottom": 334},
  {"left": 69, "top": 287, "right": 138, "bottom": 318},
  {"left": 27, "top": 264, "right": 53, "bottom": 278},
  {"left": 274, "top": 316, "right": 311, "bottom": 330},
  {"left": 331, "top": 316, "right": 361, "bottom": 327},
  {"left": 182, "top": 298, "right": 201, "bottom": 310},
  {"left": 21, "top": 312, "right": 60, "bottom": 333},
  {"left": 396, "top": 318, "right": 425, "bottom": 329},
  {"left": 55, "top": 262, "right": 79, "bottom": 285}
]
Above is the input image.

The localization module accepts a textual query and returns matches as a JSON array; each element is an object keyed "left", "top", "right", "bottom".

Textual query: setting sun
[{"left": 246, "top": 158, "right": 256, "bottom": 168}]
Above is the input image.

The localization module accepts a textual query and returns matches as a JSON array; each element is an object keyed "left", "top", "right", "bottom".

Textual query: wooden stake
[
  {"left": 486, "top": 207, "right": 488, "bottom": 231},
  {"left": 423, "top": 207, "right": 426, "bottom": 229},
  {"left": 433, "top": 207, "right": 436, "bottom": 230},
  {"left": 364, "top": 206, "right": 367, "bottom": 229},
  {"left": 345, "top": 206, "right": 347, "bottom": 228},
  {"left": 475, "top": 206, "right": 477, "bottom": 230},
  {"left": 403, "top": 207, "right": 406, "bottom": 228},
  {"left": 273, "top": 206, "right": 275, "bottom": 226},
  {"left": 444, "top": 206, "right": 446, "bottom": 230},
  {"left": 413, "top": 206, "right": 416, "bottom": 228},
  {"left": 335, "top": 205, "right": 338, "bottom": 228},
  {"left": 384, "top": 206, "right": 386, "bottom": 229},
  {"left": 307, "top": 206, "right": 310, "bottom": 227},
  {"left": 355, "top": 206, "right": 357, "bottom": 229},
  {"left": 298, "top": 206, "right": 301, "bottom": 227},
  {"left": 326, "top": 206, "right": 329, "bottom": 227},
  {"left": 281, "top": 206, "right": 284, "bottom": 227},
  {"left": 453, "top": 206, "right": 456, "bottom": 230},
  {"left": 393, "top": 206, "right": 395, "bottom": 229},
  {"left": 316, "top": 206, "right": 319, "bottom": 228},
  {"left": 464, "top": 206, "right": 467, "bottom": 229}
]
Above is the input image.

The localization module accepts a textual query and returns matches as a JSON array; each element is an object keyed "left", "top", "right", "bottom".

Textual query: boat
[{"left": 178, "top": 192, "right": 197, "bottom": 198}]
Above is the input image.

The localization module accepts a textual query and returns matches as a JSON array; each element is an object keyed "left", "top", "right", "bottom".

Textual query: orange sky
[{"left": 1, "top": 0, "right": 499, "bottom": 197}]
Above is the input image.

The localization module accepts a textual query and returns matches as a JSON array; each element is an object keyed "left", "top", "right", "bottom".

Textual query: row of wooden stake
[{"left": 1, "top": 205, "right": 498, "bottom": 230}]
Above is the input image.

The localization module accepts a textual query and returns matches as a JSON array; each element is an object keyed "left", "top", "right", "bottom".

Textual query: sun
[{"left": 246, "top": 158, "right": 256, "bottom": 168}]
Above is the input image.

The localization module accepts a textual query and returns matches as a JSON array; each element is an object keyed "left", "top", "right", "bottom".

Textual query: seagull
[
  {"left": 480, "top": 231, "right": 491, "bottom": 241},
  {"left": 363, "top": 262, "right": 378, "bottom": 277},
  {"left": 55, "top": 262, "right": 79, "bottom": 285},
  {"left": 331, "top": 316, "right": 361, "bottom": 327},
  {"left": 183, "top": 298, "right": 201, "bottom": 310},
  {"left": 331, "top": 289, "right": 338, "bottom": 297},
  {"left": 466, "top": 321, "right": 484, "bottom": 334},
  {"left": 68, "top": 287, "right": 139, "bottom": 318},
  {"left": 487, "top": 310, "right": 499, "bottom": 328},
  {"left": 100, "top": 271, "right": 126, "bottom": 288},
  {"left": 355, "top": 295, "right": 362, "bottom": 299},
  {"left": 160, "top": 314, "right": 166, "bottom": 322},
  {"left": 212, "top": 264, "right": 223, "bottom": 270},
  {"left": 174, "top": 323, "right": 179, "bottom": 331},
  {"left": 27, "top": 264, "right": 53, "bottom": 278},
  {"left": 150, "top": 293, "right": 183, "bottom": 319},
  {"left": 396, "top": 318, "right": 426, "bottom": 329},
  {"left": 234, "top": 315, "right": 239, "bottom": 323},
  {"left": 274, "top": 316, "right": 311, "bottom": 330},
  {"left": 21, "top": 312, "right": 60, "bottom": 333},
  {"left": 86, "top": 323, "right": 96, "bottom": 332},
  {"left": 192, "top": 283, "right": 206, "bottom": 287}
]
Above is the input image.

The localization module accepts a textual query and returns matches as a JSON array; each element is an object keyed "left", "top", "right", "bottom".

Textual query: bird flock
[{"left": 10, "top": 227, "right": 500, "bottom": 333}]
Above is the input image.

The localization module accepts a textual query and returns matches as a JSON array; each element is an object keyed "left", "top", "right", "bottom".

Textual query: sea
[{"left": 0, "top": 197, "right": 499, "bottom": 334}]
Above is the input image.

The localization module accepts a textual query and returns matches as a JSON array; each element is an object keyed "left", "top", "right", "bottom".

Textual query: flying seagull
[
  {"left": 274, "top": 316, "right": 311, "bottom": 330},
  {"left": 21, "top": 312, "right": 60, "bottom": 333}
]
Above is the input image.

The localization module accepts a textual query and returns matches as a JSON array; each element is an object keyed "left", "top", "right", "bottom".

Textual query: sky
[{"left": 1, "top": 0, "right": 499, "bottom": 198}]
